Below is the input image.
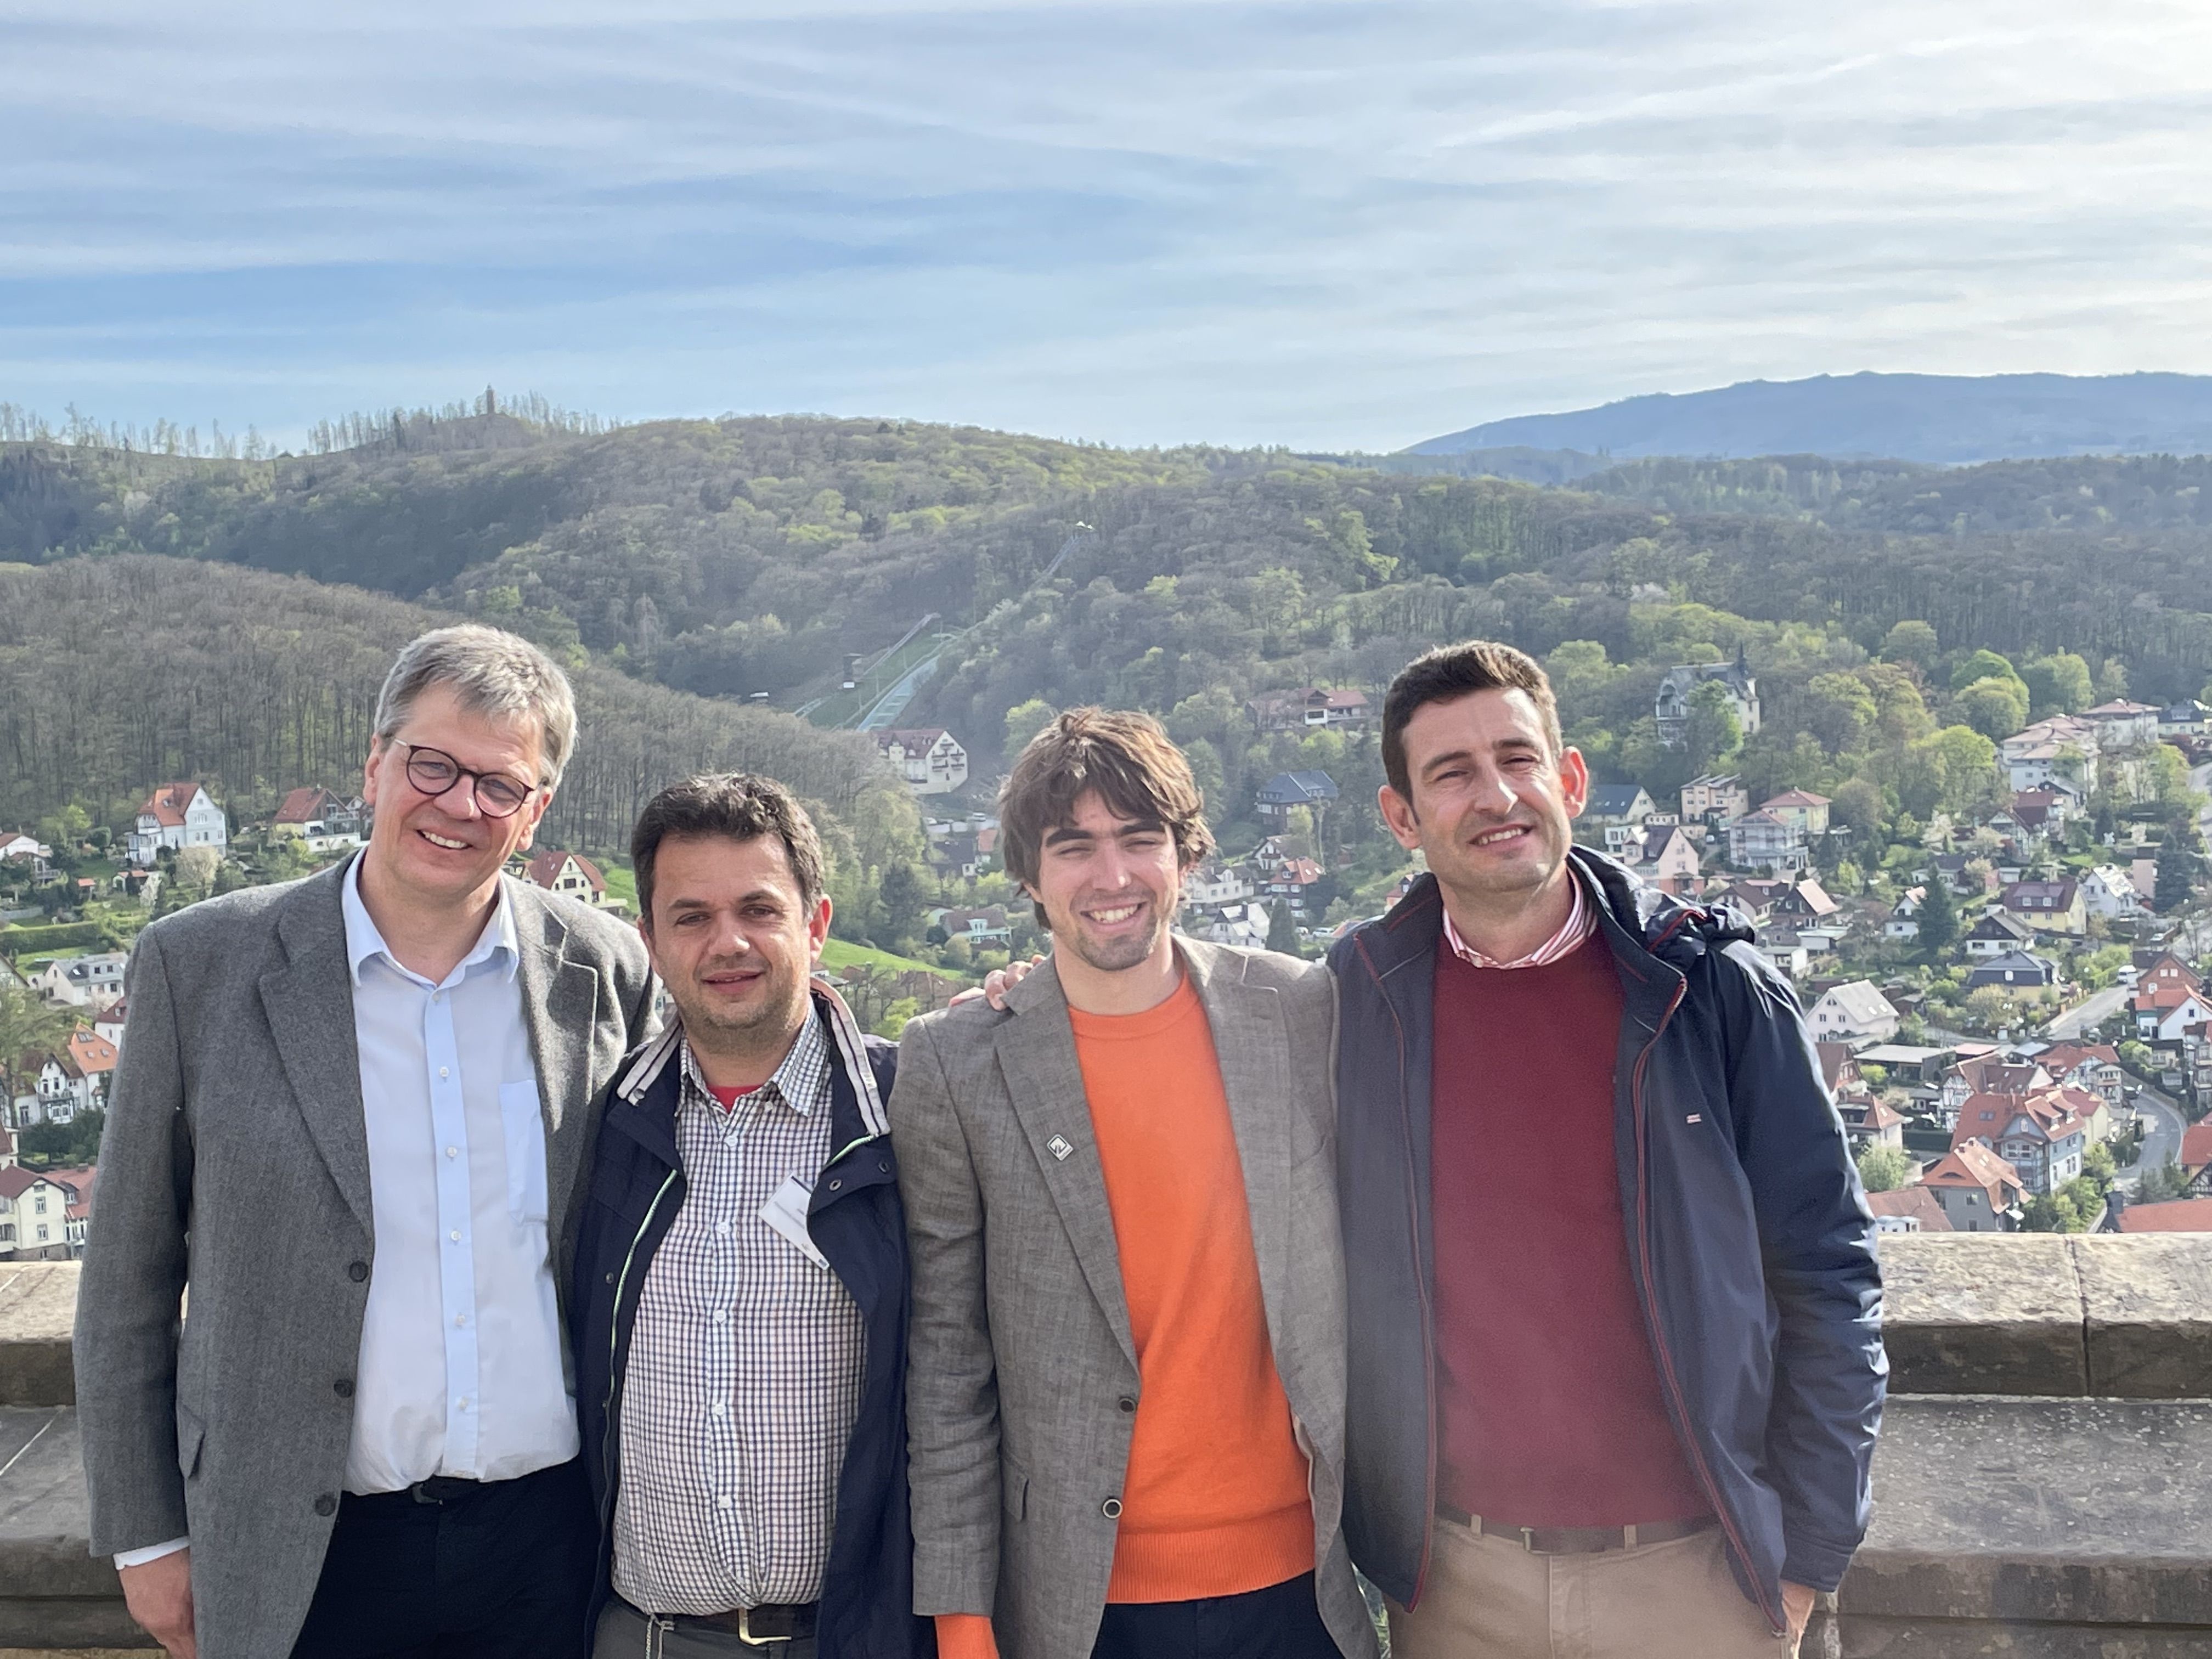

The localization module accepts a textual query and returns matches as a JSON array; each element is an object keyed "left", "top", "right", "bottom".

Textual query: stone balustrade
[{"left": 7, "top": 1235, "right": 2212, "bottom": 1655}]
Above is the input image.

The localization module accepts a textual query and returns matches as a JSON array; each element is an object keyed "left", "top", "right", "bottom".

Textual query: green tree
[
  {"left": 1954, "top": 676, "right": 2029, "bottom": 740},
  {"left": 1002, "top": 698, "right": 1057, "bottom": 758},
  {"left": 2023, "top": 652, "right": 2094, "bottom": 716},
  {"left": 872, "top": 997, "right": 921, "bottom": 1040},
  {"left": 1265, "top": 901, "right": 1301, "bottom": 956},
  {"left": 1804, "top": 672, "right": 1880, "bottom": 754},
  {"left": 1880, "top": 620, "right": 1939, "bottom": 668},
  {"left": 1950, "top": 649, "right": 2022, "bottom": 693},
  {"left": 1915, "top": 874, "right": 1958, "bottom": 957},
  {"left": 1855, "top": 1142, "right": 1911, "bottom": 1193},
  {"left": 876, "top": 860, "right": 930, "bottom": 946},
  {"left": 2154, "top": 834, "right": 2204, "bottom": 913},
  {"left": 0, "top": 985, "right": 73, "bottom": 1102},
  {"left": 1685, "top": 680, "right": 1745, "bottom": 775}
]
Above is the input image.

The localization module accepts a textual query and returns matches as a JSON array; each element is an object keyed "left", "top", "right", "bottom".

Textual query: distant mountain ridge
[{"left": 1408, "top": 371, "right": 2212, "bottom": 465}]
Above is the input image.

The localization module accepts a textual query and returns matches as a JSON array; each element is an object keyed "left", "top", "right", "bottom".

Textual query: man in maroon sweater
[{"left": 1334, "top": 641, "right": 1882, "bottom": 1658}]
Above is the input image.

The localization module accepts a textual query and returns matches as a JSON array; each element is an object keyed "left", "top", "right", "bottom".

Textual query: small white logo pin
[{"left": 1047, "top": 1134, "right": 1074, "bottom": 1161}]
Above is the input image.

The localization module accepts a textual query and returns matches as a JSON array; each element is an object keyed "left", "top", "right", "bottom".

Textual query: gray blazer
[
  {"left": 74, "top": 857, "right": 656, "bottom": 1659},
  {"left": 893, "top": 938, "right": 1376, "bottom": 1659}
]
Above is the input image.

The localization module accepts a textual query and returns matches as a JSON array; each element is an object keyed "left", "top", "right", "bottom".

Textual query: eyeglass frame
[{"left": 386, "top": 740, "right": 542, "bottom": 820}]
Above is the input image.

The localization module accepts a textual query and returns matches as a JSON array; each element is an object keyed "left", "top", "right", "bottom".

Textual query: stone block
[
  {"left": 1877, "top": 1235, "right": 2086, "bottom": 1396},
  {"left": 1844, "top": 1396, "right": 2212, "bottom": 1629},
  {"left": 0, "top": 1267, "right": 78, "bottom": 1409},
  {"left": 2070, "top": 1236, "right": 2212, "bottom": 1400}
]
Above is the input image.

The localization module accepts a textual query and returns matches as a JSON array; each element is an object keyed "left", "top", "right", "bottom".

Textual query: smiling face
[
  {"left": 641, "top": 831, "right": 830, "bottom": 1061},
  {"left": 1379, "top": 686, "right": 1589, "bottom": 909},
  {"left": 361, "top": 680, "right": 550, "bottom": 909},
  {"left": 1024, "top": 789, "right": 1186, "bottom": 977}
]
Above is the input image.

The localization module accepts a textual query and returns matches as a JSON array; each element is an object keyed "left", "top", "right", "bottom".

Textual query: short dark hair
[
  {"left": 999, "top": 708, "right": 1215, "bottom": 927},
  {"left": 1382, "top": 640, "right": 1561, "bottom": 800},
  {"left": 630, "top": 772, "right": 826, "bottom": 923}
]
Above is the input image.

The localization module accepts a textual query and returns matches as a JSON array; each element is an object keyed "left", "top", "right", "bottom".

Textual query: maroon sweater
[{"left": 1430, "top": 934, "right": 1710, "bottom": 1527}]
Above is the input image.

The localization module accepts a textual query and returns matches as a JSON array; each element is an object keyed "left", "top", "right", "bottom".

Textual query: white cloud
[{"left": 3, "top": 0, "right": 2210, "bottom": 448}]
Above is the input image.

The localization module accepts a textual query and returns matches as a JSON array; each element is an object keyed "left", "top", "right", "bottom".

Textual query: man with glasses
[{"left": 77, "top": 625, "right": 659, "bottom": 1659}]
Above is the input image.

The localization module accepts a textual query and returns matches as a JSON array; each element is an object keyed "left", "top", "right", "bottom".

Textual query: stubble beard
[{"left": 1060, "top": 903, "right": 1169, "bottom": 976}]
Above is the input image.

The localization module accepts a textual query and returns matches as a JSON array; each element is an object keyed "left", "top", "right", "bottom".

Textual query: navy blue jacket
[
  {"left": 1329, "top": 851, "right": 1885, "bottom": 1633},
  {"left": 571, "top": 994, "right": 933, "bottom": 1658}
]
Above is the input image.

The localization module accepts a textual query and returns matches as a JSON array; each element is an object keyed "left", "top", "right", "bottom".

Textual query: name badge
[{"left": 759, "top": 1173, "right": 830, "bottom": 1269}]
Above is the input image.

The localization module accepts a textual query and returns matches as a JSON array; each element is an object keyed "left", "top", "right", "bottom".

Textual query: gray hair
[{"left": 373, "top": 625, "right": 579, "bottom": 786}]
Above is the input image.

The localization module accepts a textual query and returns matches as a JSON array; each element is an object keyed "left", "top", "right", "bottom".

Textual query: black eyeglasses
[{"left": 393, "top": 742, "right": 538, "bottom": 819}]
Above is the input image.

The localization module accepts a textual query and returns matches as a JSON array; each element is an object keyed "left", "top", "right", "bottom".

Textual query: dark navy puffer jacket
[{"left": 1328, "top": 850, "right": 1885, "bottom": 1633}]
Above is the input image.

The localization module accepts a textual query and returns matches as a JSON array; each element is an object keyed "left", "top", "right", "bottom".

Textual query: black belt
[
  {"left": 622, "top": 1597, "right": 819, "bottom": 1646},
  {"left": 1436, "top": 1502, "right": 1713, "bottom": 1555},
  {"left": 344, "top": 1459, "right": 575, "bottom": 1513}
]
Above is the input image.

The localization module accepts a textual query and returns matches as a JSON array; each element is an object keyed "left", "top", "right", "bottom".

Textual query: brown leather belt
[
  {"left": 1436, "top": 1503, "right": 1714, "bottom": 1555},
  {"left": 622, "top": 1598, "right": 817, "bottom": 1645}
]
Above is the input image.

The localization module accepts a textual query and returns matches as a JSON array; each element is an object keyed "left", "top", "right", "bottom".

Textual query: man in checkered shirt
[{"left": 571, "top": 775, "right": 930, "bottom": 1659}]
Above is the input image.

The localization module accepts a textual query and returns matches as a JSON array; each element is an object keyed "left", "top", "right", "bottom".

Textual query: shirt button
[
  {"left": 449, "top": 1229, "right": 462, "bottom": 1243},
  {"left": 454, "top": 1314, "right": 467, "bottom": 1328},
  {"left": 716, "top": 1496, "right": 733, "bottom": 1511},
  {"left": 438, "top": 1066, "right": 450, "bottom": 1080},
  {"left": 710, "top": 1402, "right": 726, "bottom": 1417},
  {"left": 445, "top": 1146, "right": 459, "bottom": 1159},
  {"left": 716, "top": 1221, "right": 731, "bottom": 1237},
  {"left": 456, "top": 1397, "right": 471, "bottom": 1410},
  {"left": 712, "top": 1310, "right": 728, "bottom": 1324}
]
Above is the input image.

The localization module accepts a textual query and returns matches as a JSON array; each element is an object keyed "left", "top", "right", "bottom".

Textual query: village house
[
  {"left": 1964, "top": 950, "right": 2061, "bottom": 992},
  {"left": 1759, "top": 789, "right": 1832, "bottom": 839},
  {"left": 1254, "top": 770, "right": 1339, "bottom": 822},
  {"left": 2081, "top": 864, "right": 2145, "bottom": 921},
  {"left": 2081, "top": 699, "right": 2164, "bottom": 750},
  {"left": 930, "top": 906, "right": 1013, "bottom": 948},
  {"left": 1951, "top": 1088, "right": 2087, "bottom": 1196},
  {"left": 1921, "top": 1142, "right": 2025, "bottom": 1231},
  {"left": 1189, "top": 901, "right": 1272, "bottom": 951},
  {"left": 1727, "top": 810, "right": 1809, "bottom": 874},
  {"left": 1246, "top": 686, "right": 1372, "bottom": 732},
  {"left": 0, "top": 832, "right": 52, "bottom": 865},
  {"left": 1679, "top": 773, "right": 1750, "bottom": 825},
  {"left": 2175, "top": 1124, "right": 2212, "bottom": 1199},
  {"left": 1865, "top": 1187, "right": 1954, "bottom": 1235},
  {"left": 873, "top": 729, "right": 970, "bottom": 797},
  {"left": 2001, "top": 878, "right": 2086, "bottom": 936},
  {"left": 127, "top": 782, "right": 228, "bottom": 866},
  {"left": 2143, "top": 992, "right": 2212, "bottom": 1046},
  {"left": 1962, "top": 910, "right": 2036, "bottom": 960},
  {"left": 1770, "top": 877, "right": 1839, "bottom": 923},
  {"left": 2157, "top": 700, "right": 2210, "bottom": 739},
  {"left": 29, "top": 953, "right": 128, "bottom": 1009},
  {"left": 1582, "top": 783, "right": 1657, "bottom": 834},
  {"left": 0, "top": 1164, "right": 90, "bottom": 1260},
  {"left": 512, "top": 849, "right": 623, "bottom": 911},
  {"left": 2118, "top": 1196, "right": 2212, "bottom": 1233},
  {"left": 2036, "top": 1042, "right": 2128, "bottom": 1109},
  {"left": 1837, "top": 1097, "right": 1908, "bottom": 1150},
  {"left": 1181, "top": 860, "right": 1256, "bottom": 907},
  {"left": 2000, "top": 715, "right": 2099, "bottom": 795},
  {"left": 270, "top": 786, "right": 366, "bottom": 851},
  {"left": 92, "top": 1000, "right": 127, "bottom": 1053},
  {"left": 1885, "top": 887, "right": 1928, "bottom": 940},
  {"left": 1808, "top": 979, "right": 1901, "bottom": 1045},
  {"left": 1655, "top": 650, "right": 1760, "bottom": 747},
  {"left": 1621, "top": 824, "right": 1705, "bottom": 893},
  {"left": 2008, "top": 789, "right": 2072, "bottom": 838},
  {"left": 2133, "top": 952, "right": 2205, "bottom": 1036}
]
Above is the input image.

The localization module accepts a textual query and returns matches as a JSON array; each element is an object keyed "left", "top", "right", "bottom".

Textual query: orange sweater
[{"left": 936, "top": 979, "right": 1314, "bottom": 1658}]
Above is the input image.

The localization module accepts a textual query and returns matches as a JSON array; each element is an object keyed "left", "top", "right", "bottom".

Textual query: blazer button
[
  {"left": 334, "top": 1379, "right": 355, "bottom": 1399},
  {"left": 314, "top": 1494, "right": 337, "bottom": 1517},
  {"left": 827, "top": 1179, "right": 842, "bottom": 1191},
  {"left": 1101, "top": 1497, "right": 1123, "bottom": 1519},
  {"left": 606, "top": 1272, "right": 617, "bottom": 1284},
  {"left": 1118, "top": 1397, "right": 1137, "bottom": 1413},
  {"left": 347, "top": 1261, "right": 369, "bottom": 1283},
  {"left": 878, "top": 1159, "right": 891, "bottom": 1173}
]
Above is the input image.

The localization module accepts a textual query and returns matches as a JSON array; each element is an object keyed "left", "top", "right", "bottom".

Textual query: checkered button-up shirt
[{"left": 611, "top": 1011, "right": 866, "bottom": 1615}]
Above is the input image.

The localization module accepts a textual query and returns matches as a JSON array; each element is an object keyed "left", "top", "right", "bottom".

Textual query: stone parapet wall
[{"left": 9, "top": 1242, "right": 2212, "bottom": 1654}]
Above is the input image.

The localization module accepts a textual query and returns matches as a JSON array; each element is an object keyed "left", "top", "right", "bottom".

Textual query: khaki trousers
[{"left": 1386, "top": 1515, "right": 1796, "bottom": 1659}]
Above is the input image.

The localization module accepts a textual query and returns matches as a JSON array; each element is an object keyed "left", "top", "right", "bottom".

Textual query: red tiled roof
[
  {"left": 137, "top": 782, "right": 203, "bottom": 828},
  {"left": 2180, "top": 1123, "right": 2212, "bottom": 1171},
  {"left": 1866, "top": 1187, "right": 1953, "bottom": 1231},
  {"left": 1923, "top": 1142, "right": 2022, "bottom": 1202},
  {"left": 274, "top": 786, "right": 334, "bottom": 825},
  {"left": 65, "top": 1027, "right": 117, "bottom": 1075},
  {"left": 522, "top": 850, "right": 605, "bottom": 893},
  {"left": 2119, "top": 1198, "right": 2212, "bottom": 1234}
]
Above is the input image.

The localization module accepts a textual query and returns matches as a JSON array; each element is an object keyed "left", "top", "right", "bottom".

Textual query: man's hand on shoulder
[
  {"left": 950, "top": 954, "right": 1045, "bottom": 1013},
  {"left": 119, "top": 1548, "right": 196, "bottom": 1658}
]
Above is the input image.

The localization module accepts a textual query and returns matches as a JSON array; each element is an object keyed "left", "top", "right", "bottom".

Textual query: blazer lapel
[
  {"left": 262, "top": 862, "right": 373, "bottom": 1237},
  {"left": 510, "top": 881, "right": 603, "bottom": 1220},
  {"left": 1182, "top": 941, "right": 1296, "bottom": 1342},
  {"left": 995, "top": 961, "right": 1137, "bottom": 1369}
]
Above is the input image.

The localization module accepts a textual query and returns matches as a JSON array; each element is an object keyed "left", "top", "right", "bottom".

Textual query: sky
[{"left": 6, "top": 0, "right": 2212, "bottom": 452}]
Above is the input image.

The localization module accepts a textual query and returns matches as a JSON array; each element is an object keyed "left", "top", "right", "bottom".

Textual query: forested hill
[
  {"left": 1409, "top": 371, "right": 2212, "bottom": 464},
  {"left": 3, "top": 414, "right": 2211, "bottom": 823},
  {"left": 0, "top": 557, "right": 921, "bottom": 899}
]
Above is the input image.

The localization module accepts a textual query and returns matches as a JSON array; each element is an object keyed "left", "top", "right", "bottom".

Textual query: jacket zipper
[
  {"left": 601, "top": 1168, "right": 679, "bottom": 1505},
  {"left": 1357, "top": 933, "right": 1438, "bottom": 1606},
  {"left": 1628, "top": 970, "right": 1785, "bottom": 1637}
]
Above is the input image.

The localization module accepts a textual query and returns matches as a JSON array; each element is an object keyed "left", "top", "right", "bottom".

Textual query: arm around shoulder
[
  {"left": 75, "top": 928, "right": 196, "bottom": 1557},
  {"left": 887, "top": 1014, "right": 1003, "bottom": 1618}
]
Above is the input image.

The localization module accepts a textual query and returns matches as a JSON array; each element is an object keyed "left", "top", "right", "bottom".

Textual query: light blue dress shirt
[{"left": 339, "top": 858, "right": 578, "bottom": 1493}]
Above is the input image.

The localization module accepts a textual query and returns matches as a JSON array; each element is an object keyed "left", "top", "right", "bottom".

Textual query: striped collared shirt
[
  {"left": 1441, "top": 873, "right": 1596, "bottom": 969},
  {"left": 611, "top": 1001, "right": 866, "bottom": 1615}
]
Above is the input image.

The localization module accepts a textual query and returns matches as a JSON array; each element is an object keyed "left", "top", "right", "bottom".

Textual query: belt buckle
[{"left": 736, "top": 1608, "right": 788, "bottom": 1647}]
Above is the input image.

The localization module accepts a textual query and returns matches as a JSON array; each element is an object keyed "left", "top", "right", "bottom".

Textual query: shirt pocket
[{"left": 500, "top": 1079, "right": 549, "bottom": 1224}]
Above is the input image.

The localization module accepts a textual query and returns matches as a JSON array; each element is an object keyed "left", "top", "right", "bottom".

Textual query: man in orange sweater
[{"left": 892, "top": 709, "right": 1375, "bottom": 1659}]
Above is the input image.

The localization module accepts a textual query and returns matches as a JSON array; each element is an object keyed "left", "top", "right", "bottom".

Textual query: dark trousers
[
  {"left": 1090, "top": 1572, "right": 1344, "bottom": 1659},
  {"left": 290, "top": 1457, "right": 598, "bottom": 1659}
]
